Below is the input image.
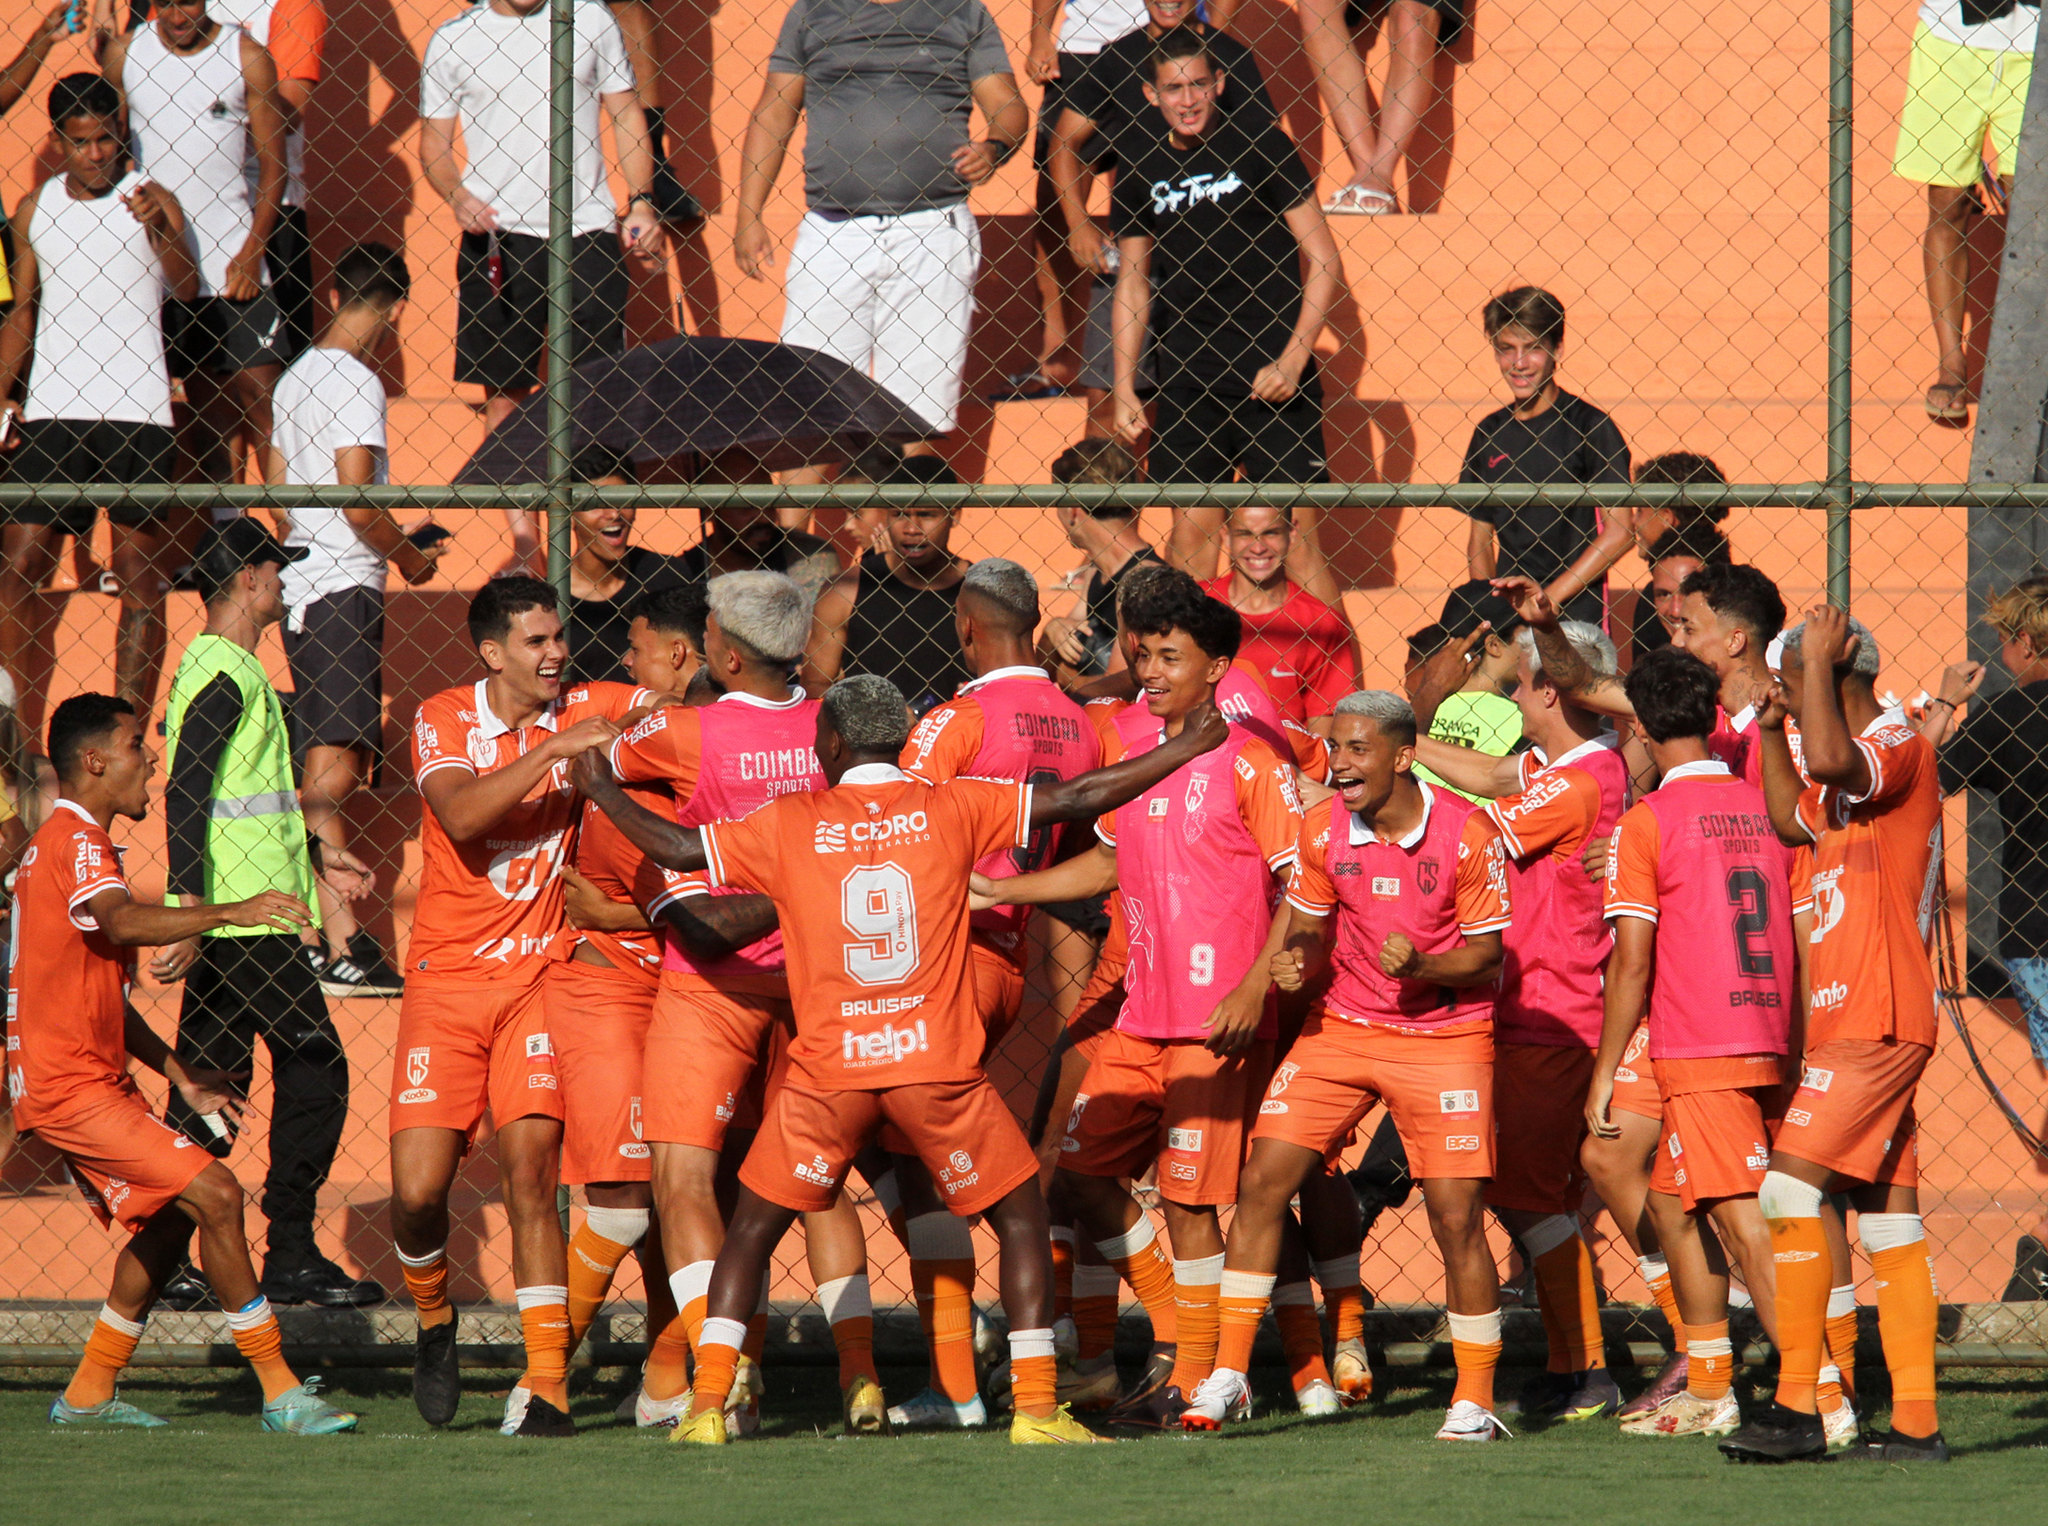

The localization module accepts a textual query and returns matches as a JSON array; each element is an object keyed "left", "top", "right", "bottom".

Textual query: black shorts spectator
[
  {"left": 453, "top": 229, "right": 628, "bottom": 392},
  {"left": 283, "top": 586, "right": 386, "bottom": 754},
  {"left": 4, "top": 420, "right": 174, "bottom": 535},
  {"left": 267, "top": 203, "right": 317, "bottom": 361},
  {"left": 1149, "top": 386, "right": 1329, "bottom": 484},
  {"left": 166, "top": 292, "right": 293, "bottom": 378},
  {"left": 1344, "top": 0, "right": 1465, "bottom": 50}
]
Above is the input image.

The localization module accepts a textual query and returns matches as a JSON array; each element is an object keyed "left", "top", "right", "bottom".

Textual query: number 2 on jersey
[
  {"left": 1724, "top": 867, "right": 1775, "bottom": 978},
  {"left": 842, "top": 863, "right": 919, "bottom": 986}
]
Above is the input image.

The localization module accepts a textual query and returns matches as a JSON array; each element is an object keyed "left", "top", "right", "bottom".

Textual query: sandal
[
  {"left": 987, "top": 368, "right": 1069, "bottom": 402},
  {"left": 1925, "top": 380, "right": 1970, "bottom": 423},
  {"left": 1324, "top": 183, "right": 1399, "bottom": 216}
]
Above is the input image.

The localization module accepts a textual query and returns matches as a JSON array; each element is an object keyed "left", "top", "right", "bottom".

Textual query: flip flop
[
  {"left": 1925, "top": 381, "right": 1970, "bottom": 423},
  {"left": 987, "top": 369, "right": 1070, "bottom": 402},
  {"left": 1324, "top": 183, "right": 1399, "bottom": 216}
]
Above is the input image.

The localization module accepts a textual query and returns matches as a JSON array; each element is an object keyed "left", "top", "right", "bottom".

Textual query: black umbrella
[{"left": 456, "top": 334, "right": 935, "bottom": 485}]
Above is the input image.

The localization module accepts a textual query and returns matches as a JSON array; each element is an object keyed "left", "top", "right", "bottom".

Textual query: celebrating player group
[{"left": 4, "top": 543, "right": 1951, "bottom": 1463}]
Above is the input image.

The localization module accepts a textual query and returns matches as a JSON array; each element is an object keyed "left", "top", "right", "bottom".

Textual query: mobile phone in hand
[{"left": 407, "top": 523, "right": 452, "bottom": 551}]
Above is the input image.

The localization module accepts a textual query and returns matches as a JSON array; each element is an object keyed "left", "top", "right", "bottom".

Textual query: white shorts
[{"left": 780, "top": 204, "right": 980, "bottom": 435}]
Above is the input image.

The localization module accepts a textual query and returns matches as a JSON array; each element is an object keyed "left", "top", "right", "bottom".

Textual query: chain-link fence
[{"left": 0, "top": 0, "right": 2044, "bottom": 1381}]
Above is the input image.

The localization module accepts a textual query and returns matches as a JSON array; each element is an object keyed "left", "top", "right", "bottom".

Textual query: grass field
[{"left": 5, "top": 1363, "right": 2045, "bottom": 1526}]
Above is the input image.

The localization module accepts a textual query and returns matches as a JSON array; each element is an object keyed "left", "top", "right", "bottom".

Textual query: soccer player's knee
[
  {"left": 1238, "top": 1156, "right": 1302, "bottom": 1218},
  {"left": 1757, "top": 1171, "right": 1824, "bottom": 1221},
  {"left": 1428, "top": 1192, "right": 1483, "bottom": 1242},
  {"left": 392, "top": 1175, "right": 448, "bottom": 1226},
  {"left": 184, "top": 1164, "right": 247, "bottom": 1229}
]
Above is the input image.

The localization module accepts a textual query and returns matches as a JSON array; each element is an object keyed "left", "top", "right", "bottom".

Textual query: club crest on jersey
[
  {"left": 400, "top": 1047, "right": 437, "bottom": 1104},
  {"left": 467, "top": 729, "right": 500, "bottom": 769},
  {"left": 1417, "top": 858, "right": 1440, "bottom": 894},
  {"left": 526, "top": 1033, "right": 554, "bottom": 1059},
  {"left": 1061, "top": 1093, "right": 1090, "bottom": 1150},
  {"left": 1166, "top": 1127, "right": 1203, "bottom": 1153},
  {"left": 1148, "top": 797, "right": 1169, "bottom": 819},
  {"left": 1182, "top": 772, "right": 1210, "bottom": 843},
  {"left": 1799, "top": 1065, "right": 1834, "bottom": 1093}
]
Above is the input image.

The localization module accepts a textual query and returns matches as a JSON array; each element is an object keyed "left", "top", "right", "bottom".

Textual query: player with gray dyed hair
[
  {"left": 1332, "top": 689, "right": 1418, "bottom": 747},
  {"left": 1776, "top": 614, "right": 1880, "bottom": 678},
  {"left": 822, "top": 674, "right": 913, "bottom": 754},
  {"left": 959, "top": 557, "right": 1041, "bottom": 630},
  {"left": 708, "top": 570, "right": 812, "bottom": 665},
  {"left": 1519, "top": 621, "right": 1617, "bottom": 683}
]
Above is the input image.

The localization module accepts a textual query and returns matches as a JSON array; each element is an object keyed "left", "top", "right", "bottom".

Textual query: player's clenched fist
[
  {"left": 224, "top": 890, "right": 312, "bottom": 932},
  {"left": 1378, "top": 931, "right": 1421, "bottom": 979},
  {"left": 550, "top": 715, "right": 619, "bottom": 761},
  {"left": 1271, "top": 946, "right": 1308, "bottom": 991}
]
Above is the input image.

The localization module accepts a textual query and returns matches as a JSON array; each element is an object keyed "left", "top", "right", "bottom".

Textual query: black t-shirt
[
  {"left": 1939, "top": 679, "right": 2048, "bottom": 958},
  {"left": 1078, "top": 544, "right": 1164, "bottom": 674},
  {"left": 1631, "top": 590, "right": 1670, "bottom": 667},
  {"left": 1459, "top": 390, "right": 1631, "bottom": 589},
  {"left": 1065, "top": 26, "right": 1275, "bottom": 150},
  {"left": 566, "top": 546, "right": 695, "bottom": 684},
  {"left": 1111, "top": 111, "right": 1318, "bottom": 393}
]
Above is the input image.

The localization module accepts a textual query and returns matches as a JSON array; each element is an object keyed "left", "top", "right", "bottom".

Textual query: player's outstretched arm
[
  {"left": 1028, "top": 700, "right": 1231, "bottom": 827},
  {"left": 654, "top": 893, "right": 781, "bottom": 963},
  {"left": 971, "top": 843, "right": 1118, "bottom": 909},
  {"left": 1410, "top": 735, "right": 1523, "bottom": 800},
  {"left": 84, "top": 884, "right": 310, "bottom": 948},
  {"left": 574, "top": 749, "right": 709, "bottom": 872},
  {"left": 1587, "top": 916, "right": 1652, "bottom": 1140}
]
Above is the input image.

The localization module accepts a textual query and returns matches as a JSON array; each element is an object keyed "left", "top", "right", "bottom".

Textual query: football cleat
[
  {"left": 1057, "top": 1353, "right": 1122, "bottom": 1411},
  {"left": 636, "top": 1388, "right": 692, "bottom": 1429},
  {"left": 1617, "top": 1351, "right": 1689, "bottom": 1418},
  {"left": 412, "top": 1318, "right": 460, "bottom": 1427},
  {"left": 1114, "top": 1382, "right": 1188, "bottom": 1428},
  {"left": 49, "top": 1393, "right": 168, "bottom": 1428},
  {"left": 1181, "top": 1368, "right": 1252, "bottom": 1431},
  {"left": 888, "top": 1386, "right": 989, "bottom": 1430},
  {"left": 1294, "top": 1378, "right": 1342, "bottom": 1419},
  {"left": 1052, "top": 1316, "right": 1080, "bottom": 1362},
  {"left": 1512, "top": 1367, "right": 1620, "bottom": 1423},
  {"left": 261, "top": 1378, "right": 360, "bottom": 1435},
  {"left": 511, "top": 1395, "right": 575, "bottom": 1438},
  {"left": 1011, "top": 1403, "right": 1112, "bottom": 1444},
  {"left": 1619, "top": 1389, "right": 1741, "bottom": 1438},
  {"left": 1841, "top": 1427, "right": 1949, "bottom": 1464},
  {"left": 1331, "top": 1338, "right": 1374, "bottom": 1406},
  {"left": 1105, "top": 1344, "right": 1176, "bottom": 1422},
  {"left": 498, "top": 1384, "right": 531, "bottom": 1436},
  {"left": 1718, "top": 1400, "right": 1827, "bottom": 1463},
  {"left": 1435, "top": 1399, "right": 1511, "bottom": 1442},
  {"left": 1820, "top": 1398, "right": 1860, "bottom": 1453},
  {"left": 668, "top": 1405, "right": 728, "bottom": 1446},
  {"left": 842, "top": 1374, "right": 890, "bottom": 1435},
  {"left": 725, "top": 1358, "right": 762, "bottom": 1438}
]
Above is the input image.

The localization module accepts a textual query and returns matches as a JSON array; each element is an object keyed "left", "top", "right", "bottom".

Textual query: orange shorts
[
  {"left": 973, "top": 938, "right": 1027, "bottom": 1057},
  {"left": 641, "top": 974, "right": 789, "bottom": 1150},
  {"left": 741, "top": 1075, "right": 1038, "bottom": 1216},
  {"left": 1061, "top": 1027, "right": 1272, "bottom": 1205},
  {"left": 30, "top": 1086, "right": 213, "bottom": 1234},
  {"left": 1253, "top": 1015, "right": 1494, "bottom": 1180},
  {"left": 1610, "top": 1021, "right": 1663, "bottom": 1121},
  {"left": 390, "top": 975, "right": 560, "bottom": 1137},
  {"left": 547, "top": 958, "right": 657, "bottom": 1186},
  {"left": 1652, "top": 1084, "right": 1776, "bottom": 1212},
  {"left": 1771, "top": 1038, "right": 1931, "bottom": 1188},
  {"left": 1485, "top": 1042, "right": 1594, "bottom": 1213}
]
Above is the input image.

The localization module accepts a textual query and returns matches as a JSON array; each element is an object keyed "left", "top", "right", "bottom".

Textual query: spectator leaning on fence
[
  {"left": 155, "top": 519, "right": 385, "bottom": 1311},
  {"left": 1891, "top": 0, "right": 2038, "bottom": 424},
  {"left": 1459, "top": 286, "right": 1632, "bottom": 629},
  {"left": 269, "top": 240, "right": 437, "bottom": 999},
  {"left": 420, "top": 0, "right": 665, "bottom": 576},
  {"left": 105, "top": 0, "right": 290, "bottom": 492},
  {"left": 0, "top": 73, "right": 197, "bottom": 737},
  {"left": 735, "top": 0, "right": 1027, "bottom": 474}
]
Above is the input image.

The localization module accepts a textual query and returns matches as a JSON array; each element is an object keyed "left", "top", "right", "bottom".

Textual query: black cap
[
  {"left": 193, "top": 516, "right": 308, "bottom": 599},
  {"left": 1436, "top": 580, "right": 1522, "bottom": 642}
]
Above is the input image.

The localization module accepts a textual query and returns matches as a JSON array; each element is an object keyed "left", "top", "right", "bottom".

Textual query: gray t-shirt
[{"left": 769, "top": 0, "right": 1012, "bottom": 216}]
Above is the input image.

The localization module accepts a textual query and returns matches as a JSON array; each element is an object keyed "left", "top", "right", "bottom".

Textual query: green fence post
[
  {"left": 1827, "top": 0, "right": 1854, "bottom": 608},
  {"left": 547, "top": 0, "right": 576, "bottom": 613}
]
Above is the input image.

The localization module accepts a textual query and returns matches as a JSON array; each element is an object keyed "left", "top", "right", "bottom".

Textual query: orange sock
[
  {"left": 643, "top": 1314, "right": 693, "bottom": 1401},
  {"left": 1009, "top": 1329, "right": 1058, "bottom": 1420},
  {"left": 1686, "top": 1320, "right": 1733, "bottom": 1400},
  {"left": 1098, "top": 1219, "right": 1178, "bottom": 1345},
  {"left": 398, "top": 1246, "right": 453, "bottom": 1328},
  {"left": 1640, "top": 1254, "right": 1687, "bottom": 1355},
  {"left": 1050, "top": 1230, "right": 1076, "bottom": 1323},
  {"left": 516, "top": 1286, "right": 572, "bottom": 1411},
  {"left": 1867, "top": 1222, "right": 1939, "bottom": 1438},
  {"left": 226, "top": 1297, "right": 300, "bottom": 1402},
  {"left": 1274, "top": 1283, "right": 1330, "bottom": 1389},
  {"left": 1447, "top": 1310, "right": 1502, "bottom": 1411},
  {"left": 1530, "top": 1221, "right": 1604, "bottom": 1374},
  {"left": 690, "top": 1316, "right": 746, "bottom": 1414},
  {"left": 1073, "top": 1261, "right": 1121, "bottom": 1361},
  {"left": 1761, "top": 1179, "right": 1831, "bottom": 1414},
  {"left": 566, "top": 1214, "right": 644, "bottom": 1355},
  {"left": 909, "top": 1211, "right": 979, "bottom": 1402},
  {"left": 1168, "top": 1255, "right": 1222, "bottom": 1393},
  {"left": 63, "top": 1306, "right": 144, "bottom": 1409},
  {"left": 1215, "top": 1270, "right": 1274, "bottom": 1375},
  {"left": 1314, "top": 1255, "right": 1367, "bottom": 1345},
  {"left": 818, "top": 1273, "right": 879, "bottom": 1389},
  {"left": 1825, "top": 1284, "right": 1858, "bottom": 1401}
]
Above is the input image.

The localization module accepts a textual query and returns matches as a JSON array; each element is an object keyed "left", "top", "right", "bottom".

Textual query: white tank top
[
  {"left": 212, "top": 0, "right": 310, "bottom": 209},
  {"left": 124, "top": 21, "right": 264, "bottom": 296},
  {"left": 22, "top": 171, "right": 174, "bottom": 427}
]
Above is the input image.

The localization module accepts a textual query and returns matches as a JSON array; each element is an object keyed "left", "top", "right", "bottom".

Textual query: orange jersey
[
  {"left": 5, "top": 803, "right": 135, "bottom": 1130},
  {"left": 701, "top": 765, "right": 1031, "bottom": 1091},
  {"left": 408, "top": 679, "right": 647, "bottom": 982},
  {"left": 1792, "top": 711, "right": 1943, "bottom": 1047},
  {"left": 563, "top": 785, "right": 671, "bottom": 979}
]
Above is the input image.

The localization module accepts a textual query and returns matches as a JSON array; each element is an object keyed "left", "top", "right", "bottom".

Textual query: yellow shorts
[{"left": 1892, "top": 24, "right": 2032, "bottom": 187}]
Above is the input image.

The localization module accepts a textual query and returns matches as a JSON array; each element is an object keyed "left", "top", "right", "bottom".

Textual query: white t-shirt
[
  {"left": 1054, "top": 0, "right": 1149, "bottom": 56},
  {"left": 274, "top": 348, "right": 389, "bottom": 617},
  {"left": 1918, "top": 0, "right": 2039, "bottom": 49},
  {"left": 420, "top": 0, "right": 636, "bottom": 238}
]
